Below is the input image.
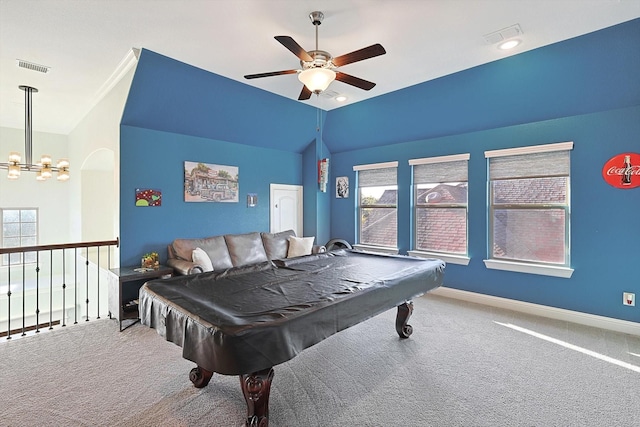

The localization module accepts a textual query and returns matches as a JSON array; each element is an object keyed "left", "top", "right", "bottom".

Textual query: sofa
[{"left": 166, "top": 229, "right": 325, "bottom": 276}]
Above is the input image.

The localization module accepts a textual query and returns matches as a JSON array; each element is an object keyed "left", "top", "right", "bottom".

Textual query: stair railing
[{"left": 0, "top": 238, "right": 119, "bottom": 339}]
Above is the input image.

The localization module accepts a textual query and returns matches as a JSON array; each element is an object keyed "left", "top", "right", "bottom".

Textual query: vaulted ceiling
[{"left": 1, "top": 0, "right": 639, "bottom": 135}]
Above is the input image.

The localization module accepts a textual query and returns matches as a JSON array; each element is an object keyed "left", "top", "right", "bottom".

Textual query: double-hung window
[
  {"left": 1, "top": 208, "right": 38, "bottom": 266},
  {"left": 354, "top": 161, "right": 398, "bottom": 252},
  {"left": 408, "top": 154, "right": 470, "bottom": 265},
  {"left": 484, "top": 142, "right": 574, "bottom": 278}
]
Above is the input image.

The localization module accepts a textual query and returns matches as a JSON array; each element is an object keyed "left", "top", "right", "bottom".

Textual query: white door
[{"left": 270, "top": 184, "right": 303, "bottom": 236}]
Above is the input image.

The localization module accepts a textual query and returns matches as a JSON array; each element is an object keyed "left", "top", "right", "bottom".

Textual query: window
[
  {"left": 409, "top": 154, "right": 469, "bottom": 264},
  {"left": 354, "top": 161, "right": 398, "bottom": 250},
  {"left": 484, "top": 142, "right": 574, "bottom": 278},
  {"left": 1, "top": 208, "right": 38, "bottom": 266}
]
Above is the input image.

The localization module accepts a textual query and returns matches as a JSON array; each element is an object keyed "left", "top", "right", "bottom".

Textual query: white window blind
[
  {"left": 412, "top": 154, "right": 469, "bottom": 184},
  {"left": 489, "top": 151, "right": 570, "bottom": 179},
  {"left": 486, "top": 141, "right": 573, "bottom": 179},
  {"left": 354, "top": 161, "right": 398, "bottom": 187}
]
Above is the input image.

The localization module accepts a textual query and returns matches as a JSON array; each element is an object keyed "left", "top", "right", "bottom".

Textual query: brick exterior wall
[
  {"left": 492, "top": 177, "right": 567, "bottom": 263},
  {"left": 415, "top": 185, "right": 467, "bottom": 254}
]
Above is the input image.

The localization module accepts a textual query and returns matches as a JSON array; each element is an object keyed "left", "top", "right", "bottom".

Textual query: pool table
[{"left": 140, "top": 249, "right": 445, "bottom": 426}]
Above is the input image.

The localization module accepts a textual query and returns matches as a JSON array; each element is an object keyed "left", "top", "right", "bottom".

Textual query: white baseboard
[{"left": 429, "top": 287, "right": 640, "bottom": 337}]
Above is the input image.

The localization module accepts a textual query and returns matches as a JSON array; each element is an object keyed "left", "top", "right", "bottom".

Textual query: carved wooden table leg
[
  {"left": 189, "top": 366, "right": 213, "bottom": 388},
  {"left": 240, "top": 367, "right": 274, "bottom": 427},
  {"left": 396, "top": 301, "right": 414, "bottom": 338}
]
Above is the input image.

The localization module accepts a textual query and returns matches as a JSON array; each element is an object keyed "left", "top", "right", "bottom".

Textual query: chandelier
[{"left": 0, "top": 85, "right": 69, "bottom": 181}]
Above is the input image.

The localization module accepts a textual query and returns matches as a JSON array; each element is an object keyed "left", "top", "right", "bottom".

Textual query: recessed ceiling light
[
  {"left": 335, "top": 95, "right": 347, "bottom": 102},
  {"left": 498, "top": 39, "right": 521, "bottom": 50}
]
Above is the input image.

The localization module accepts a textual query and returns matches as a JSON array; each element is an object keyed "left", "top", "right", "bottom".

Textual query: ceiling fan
[{"left": 244, "top": 11, "right": 386, "bottom": 100}]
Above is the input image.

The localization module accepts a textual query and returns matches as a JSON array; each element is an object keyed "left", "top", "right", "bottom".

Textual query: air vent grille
[
  {"left": 320, "top": 89, "right": 340, "bottom": 98},
  {"left": 483, "top": 24, "right": 523, "bottom": 45},
  {"left": 17, "top": 59, "right": 51, "bottom": 74}
]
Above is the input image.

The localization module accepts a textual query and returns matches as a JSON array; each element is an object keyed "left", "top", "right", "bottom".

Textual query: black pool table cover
[{"left": 139, "top": 249, "right": 445, "bottom": 375}]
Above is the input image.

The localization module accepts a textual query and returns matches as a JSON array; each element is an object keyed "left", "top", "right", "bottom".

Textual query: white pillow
[
  {"left": 192, "top": 247, "right": 214, "bottom": 272},
  {"left": 287, "top": 236, "right": 315, "bottom": 258}
]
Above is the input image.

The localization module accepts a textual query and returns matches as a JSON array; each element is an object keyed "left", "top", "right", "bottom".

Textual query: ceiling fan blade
[
  {"left": 275, "top": 36, "right": 313, "bottom": 62},
  {"left": 335, "top": 72, "right": 376, "bottom": 91},
  {"left": 244, "top": 69, "right": 298, "bottom": 79},
  {"left": 298, "top": 85, "right": 312, "bottom": 100},
  {"left": 332, "top": 44, "right": 386, "bottom": 67}
]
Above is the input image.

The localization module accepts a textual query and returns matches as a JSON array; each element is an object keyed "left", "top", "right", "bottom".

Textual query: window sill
[
  {"left": 483, "top": 259, "right": 574, "bottom": 278},
  {"left": 353, "top": 244, "right": 399, "bottom": 255},
  {"left": 408, "top": 251, "right": 470, "bottom": 266}
]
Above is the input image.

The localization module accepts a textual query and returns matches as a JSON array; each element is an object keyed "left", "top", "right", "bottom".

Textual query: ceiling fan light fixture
[
  {"left": 245, "top": 11, "right": 384, "bottom": 100},
  {"left": 298, "top": 68, "right": 336, "bottom": 94}
]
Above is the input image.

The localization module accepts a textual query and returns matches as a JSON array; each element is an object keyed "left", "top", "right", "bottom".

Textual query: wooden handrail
[{"left": 0, "top": 238, "right": 119, "bottom": 255}]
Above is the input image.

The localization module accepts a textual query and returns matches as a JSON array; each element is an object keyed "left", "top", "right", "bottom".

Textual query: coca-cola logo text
[
  {"left": 602, "top": 153, "right": 640, "bottom": 189},
  {"left": 606, "top": 165, "right": 640, "bottom": 176}
]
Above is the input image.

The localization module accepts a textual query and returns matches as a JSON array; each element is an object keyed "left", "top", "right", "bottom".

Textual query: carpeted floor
[{"left": 1, "top": 294, "right": 638, "bottom": 427}]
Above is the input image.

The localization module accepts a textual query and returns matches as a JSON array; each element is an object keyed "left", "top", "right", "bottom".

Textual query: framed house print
[{"left": 184, "top": 161, "right": 239, "bottom": 203}]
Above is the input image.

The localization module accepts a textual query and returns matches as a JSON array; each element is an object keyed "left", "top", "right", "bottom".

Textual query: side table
[{"left": 108, "top": 265, "right": 173, "bottom": 331}]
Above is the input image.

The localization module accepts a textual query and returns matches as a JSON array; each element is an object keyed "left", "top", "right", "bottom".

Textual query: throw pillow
[
  {"left": 192, "top": 247, "right": 214, "bottom": 272},
  {"left": 287, "top": 236, "right": 315, "bottom": 258}
]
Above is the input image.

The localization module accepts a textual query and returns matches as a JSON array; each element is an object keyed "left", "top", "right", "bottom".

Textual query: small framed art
[{"left": 336, "top": 176, "right": 349, "bottom": 198}]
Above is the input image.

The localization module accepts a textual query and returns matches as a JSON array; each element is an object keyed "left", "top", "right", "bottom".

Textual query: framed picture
[
  {"left": 135, "top": 188, "right": 162, "bottom": 207},
  {"left": 336, "top": 176, "right": 349, "bottom": 198},
  {"left": 184, "top": 161, "right": 239, "bottom": 203}
]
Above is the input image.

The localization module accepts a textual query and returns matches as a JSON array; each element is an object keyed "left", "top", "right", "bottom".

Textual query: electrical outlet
[{"left": 623, "top": 292, "right": 635, "bottom": 307}]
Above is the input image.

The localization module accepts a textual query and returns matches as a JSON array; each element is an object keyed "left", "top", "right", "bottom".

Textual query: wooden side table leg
[{"left": 240, "top": 367, "right": 274, "bottom": 427}]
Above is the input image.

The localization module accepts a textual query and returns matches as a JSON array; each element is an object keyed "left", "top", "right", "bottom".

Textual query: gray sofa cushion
[
  {"left": 202, "top": 236, "right": 234, "bottom": 270},
  {"left": 172, "top": 235, "right": 233, "bottom": 270},
  {"left": 261, "top": 229, "right": 295, "bottom": 260},
  {"left": 225, "top": 232, "right": 268, "bottom": 267},
  {"left": 171, "top": 238, "right": 200, "bottom": 261}
]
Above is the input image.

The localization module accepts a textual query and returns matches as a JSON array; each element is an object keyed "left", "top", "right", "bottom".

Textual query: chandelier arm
[{"left": 0, "top": 164, "right": 62, "bottom": 171}]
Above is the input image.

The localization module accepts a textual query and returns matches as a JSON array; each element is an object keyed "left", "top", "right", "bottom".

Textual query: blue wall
[
  {"left": 119, "top": 126, "right": 302, "bottom": 266},
  {"left": 323, "top": 19, "right": 640, "bottom": 322},
  {"left": 302, "top": 125, "right": 332, "bottom": 245},
  {"left": 330, "top": 106, "right": 640, "bottom": 323},
  {"left": 324, "top": 18, "right": 640, "bottom": 153},
  {"left": 122, "top": 49, "right": 319, "bottom": 153},
  {"left": 119, "top": 49, "right": 315, "bottom": 265},
  {"left": 118, "top": 20, "right": 639, "bottom": 323}
]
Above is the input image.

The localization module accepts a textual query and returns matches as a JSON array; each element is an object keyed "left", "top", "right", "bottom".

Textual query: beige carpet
[{"left": 1, "top": 294, "right": 639, "bottom": 426}]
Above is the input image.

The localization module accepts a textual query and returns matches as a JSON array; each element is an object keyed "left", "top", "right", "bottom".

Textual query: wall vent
[{"left": 17, "top": 59, "right": 51, "bottom": 74}]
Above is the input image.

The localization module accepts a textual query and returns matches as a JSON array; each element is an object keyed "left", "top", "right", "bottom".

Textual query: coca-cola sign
[{"left": 602, "top": 153, "right": 640, "bottom": 189}]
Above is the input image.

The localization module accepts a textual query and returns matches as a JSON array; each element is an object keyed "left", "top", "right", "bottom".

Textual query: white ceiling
[{"left": 1, "top": 0, "right": 639, "bottom": 136}]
